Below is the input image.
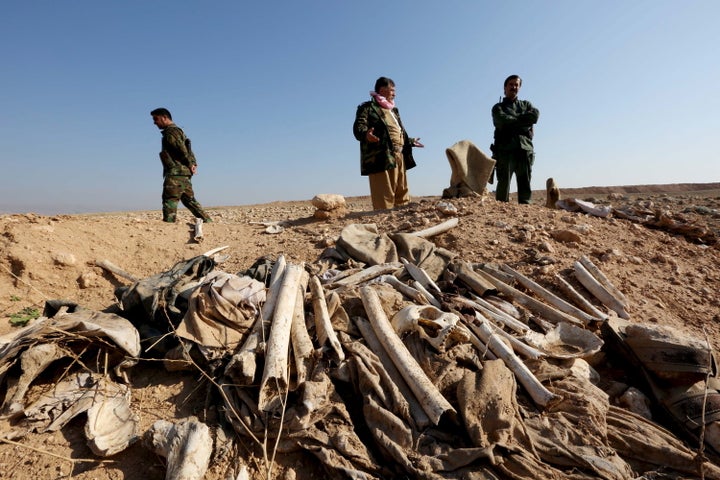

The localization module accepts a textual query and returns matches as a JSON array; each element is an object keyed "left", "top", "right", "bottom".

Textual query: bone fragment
[
  {"left": 320, "top": 267, "right": 362, "bottom": 284},
  {"left": 328, "top": 262, "right": 403, "bottom": 287},
  {"left": 378, "top": 275, "right": 429, "bottom": 304},
  {"left": 573, "top": 261, "right": 630, "bottom": 319},
  {"left": 354, "top": 316, "right": 431, "bottom": 429},
  {"left": 94, "top": 259, "right": 139, "bottom": 282},
  {"left": 309, "top": 275, "right": 345, "bottom": 362},
  {"left": 258, "top": 263, "right": 304, "bottom": 413},
  {"left": 226, "top": 256, "right": 287, "bottom": 385},
  {"left": 193, "top": 218, "right": 204, "bottom": 243},
  {"left": 2, "top": 343, "right": 65, "bottom": 417},
  {"left": 487, "top": 320, "right": 545, "bottom": 360},
  {"left": 483, "top": 295, "right": 521, "bottom": 319},
  {"left": 201, "top": 245, "right": 230, "bottom": 257},
  {"left": 500, "top": 264, "right": 598, "bottom": 325},
  {"left": 476, "top": 269, "right": 585, "bottom": 327},
  {"left": 477, "top": 263, "right": 516, "bottom": 285},
  {"left": 412, "top": 280, "right": 442, "bottom": 308},
  {"left": 401, "top": 258, "right": 442, "bottom": 293},
  {"left": 85, "top": 386, "right": 138, "bottom": 456},
  {"left": 554, "top": 274, "right": 608, "bottom": 320},
  {"left": 291, "top": 270, "right": 313, "bottom": 387},
  {"left": 448, "top": 260, "right": 497, "bottom": 297},
  {"left": 578, "top": 255, "right": 629, "bottom": 307},
  {"left": 454, "top": 294, "right": 529, "bottom": 334},
  {"left": 146, "top": 417, "right": 213, "bottom": 480},
  {"left": 470, "top": 314, "right": 562, "bottom": 409},
  {"left": 360, "top": 286, "right": 456, "bottom": 425},
  {"left": 409, "top": 217, "right": 459, "bottom": 239},
  {"left": 457, "top": 320, "right": 497, "bottom": 360}
]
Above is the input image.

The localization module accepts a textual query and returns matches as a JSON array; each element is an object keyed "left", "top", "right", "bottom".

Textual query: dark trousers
[
  {"left": 162, "top": 175, "right": 210, "bottom": 222},
  {"left": 494, "top": 149, "right": 534, "bottom": 204}
]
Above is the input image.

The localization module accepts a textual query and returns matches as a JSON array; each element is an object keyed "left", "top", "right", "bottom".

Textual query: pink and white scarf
[{"left": 370, "top": 91, "right": 395, "bottom": 109}]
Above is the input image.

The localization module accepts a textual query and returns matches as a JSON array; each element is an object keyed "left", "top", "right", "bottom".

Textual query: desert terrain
[{"left": 1, "top": 182, "right": 719, "bottom": 479}]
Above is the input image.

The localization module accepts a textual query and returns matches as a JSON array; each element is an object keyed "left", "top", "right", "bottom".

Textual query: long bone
[
  {"left": 309, "top": 275, "right": 345, "bottom": 362},
  {"left": 487, "top": 321, "right": 545, "bottom": 360},
  {"left": 475, "top": 269, "right": 585, "bottom": 327},
  {"left": 225, "top": 255, "right": 287, "bottom": 385},
  {"left": 578, "top": 255, "right": 629, "bottom": 307},
  {"left": 500, "top": 264, "right": 599, "bottom": 325},
  {"left": 469, "top": 314, "right": 562, "bottom": 409},
  {"left": 412, "top": 280, "right": 442, "bottom": 308},
  {"left": 328, "top": 262, "right": 403, "bottom": 288},
  {"left": 360, "top": 286, "right": 456, "bottom": 425},
  {"left": 554, "top": 274, "right": 608, "bottom": 321},
  {"left": 451, "top": 294, "right": 529, "bottom": 334},
  {"left": 354, "top": 316, "right": 431, "bottom": 429},
  {"left": 401, "top": 258, "right": 442, "bottom": 294},
  {"left": 448, "top": 260, "right": 497, "bottom": 297},
  {"left": 377, "top": 275, "right": 430, "bottom": 305},
  {"left": 573, "top": 261, "right": 630, "bottom": 319},
  {"left": 291, "top": 270, "right": 313, "bottom": 388},
  {"left": 258, "top": 263, "right": 304, "bottom": 413},
  {"left": 409, "top": 217, "right": 459, "bottom": 239}
]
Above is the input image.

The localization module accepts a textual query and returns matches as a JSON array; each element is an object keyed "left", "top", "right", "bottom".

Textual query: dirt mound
[{"left": 1, "top": 183, "right": 719, "bottom": 479}]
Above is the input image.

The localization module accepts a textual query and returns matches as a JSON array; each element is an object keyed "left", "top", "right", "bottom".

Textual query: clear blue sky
[{"left": 1, "top": 1, "right": 718, "bottom": 214}]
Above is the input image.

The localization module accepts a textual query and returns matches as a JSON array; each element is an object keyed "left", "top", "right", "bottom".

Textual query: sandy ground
[{"left": 1, "top": 183, "right": 719, "bottom": 479}]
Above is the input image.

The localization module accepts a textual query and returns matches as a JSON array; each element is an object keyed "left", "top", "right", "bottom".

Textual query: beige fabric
[
  {"left": 368, "top": 151, "right": 408, "bottom": 209},
  {"left": 176, "top": 271, "right": 265, "bottom": 349},
  {"left": 444, "top": 140, "right": 496, "bottom": 196},
  {"left": 390, "top": 232, "right": 455, "bottom": 282},
  {"left": 336, "top": 223, "right": 399, "bottom": 266}
]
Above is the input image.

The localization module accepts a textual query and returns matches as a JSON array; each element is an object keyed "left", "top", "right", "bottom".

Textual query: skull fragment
[{"left": 391, "top": 305, "right": 470, "bottom": 352}]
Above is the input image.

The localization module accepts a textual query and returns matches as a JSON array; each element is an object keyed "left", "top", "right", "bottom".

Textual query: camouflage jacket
[
  {"left": 159, "top": 125, "right": 196, "bottom": 177},
  {"left": 492, "top": 98, "right": 539, "bottom": 153},
  {"left": 353, "top": 100, "right": 417, "bottom": 176}
]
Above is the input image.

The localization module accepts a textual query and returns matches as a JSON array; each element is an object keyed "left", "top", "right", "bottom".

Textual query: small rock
[
  {"left": 550, "top": 230, "right": 583, "bottom": 243},
  {"left": 78, "top": 271, "right": 99, "bottom": 289},
  {"left": 311, "top": 194, "right": 346, "bottom": 210},
  {"left": 435, "top": 201, "right": 458, "bottom": 216},
  {"left": 539, "top": 240, "right": 555, "bottom": 253},
  {"left": 313, "top": 207, "right": 348, "bottom": 220},
  {"left": 52, "top": 251, "right": 77, "bottom": 266}
]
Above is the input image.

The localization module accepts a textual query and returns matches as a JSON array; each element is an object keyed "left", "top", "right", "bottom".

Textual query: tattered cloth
[
  {"left": 334, "top": 223, "right": 455, "bottom": 281},
  {"left": 443, "top": 140, "right": 496, "bottom": 198},
  {"left": 176, "top": 271, "right": 266, "bottom": 349}
]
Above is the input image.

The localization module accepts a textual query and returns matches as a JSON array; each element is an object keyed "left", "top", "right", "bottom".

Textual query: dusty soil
[{"left": 1, "top": 183, "right": 720, "bottom": 479}]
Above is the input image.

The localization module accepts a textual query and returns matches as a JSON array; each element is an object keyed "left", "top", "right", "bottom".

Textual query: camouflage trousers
[
  {"left": 494, "top": 149, "right": 534, "bottom": 204},
  {"left": 161, "top": 175, "right": 210, "bottom": 222}
]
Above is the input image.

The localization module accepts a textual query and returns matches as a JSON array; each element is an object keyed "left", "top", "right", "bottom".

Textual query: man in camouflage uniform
[
  {"left": 151, "top": 108, "right": 211, "bottom": 223},
  {"left": 353, "top": 77, "right": 424, "bottom": 210},
  {"left": 491, "top": 75, "right": 540, "bottom": 204}
]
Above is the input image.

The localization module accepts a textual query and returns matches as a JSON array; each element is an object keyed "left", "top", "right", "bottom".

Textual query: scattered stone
[
  {"left": 52, "top": 251, "right": 77, "bottom": 266},
  {"left": 435, "top": 201, "right": 458, "bottom": 216},
  {"left": 550, "top": 230, "right": 583, "bottom": 243},
  {"left": 78, "top": 271, "right": 99, "bottom": 289},
  {"left": 535, "top": 240, "right": 552, "bottom": 253},
  {"left": 311, "top": 194, "right": 348, "bottom": 220},
  {"left": 311, "top": 194, "right": 346, "bottom": 211}
]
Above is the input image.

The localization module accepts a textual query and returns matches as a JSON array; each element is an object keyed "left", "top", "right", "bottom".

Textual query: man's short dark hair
[
  {"left": 374, "top": 77, "right": 395, "bottom": 93},
  {"left": 504, "top": 75, "right": 522, "bottom": 87},
  {"left": 151, "top": 107, "right": 172, "bottom": 120}
]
